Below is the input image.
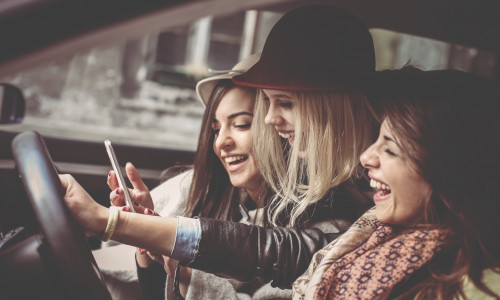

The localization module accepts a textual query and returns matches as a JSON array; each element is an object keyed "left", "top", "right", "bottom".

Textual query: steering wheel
[{"left": 5, "top": 130, "right": 111, "bottom": 299}]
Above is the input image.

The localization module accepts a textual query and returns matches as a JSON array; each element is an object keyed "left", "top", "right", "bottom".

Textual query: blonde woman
[{"left": 249, "top": 90, "right": 375, "bottom": 227}]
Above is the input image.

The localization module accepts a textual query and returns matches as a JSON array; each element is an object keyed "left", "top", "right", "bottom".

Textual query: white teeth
[
  {"left": 225, "top": 155, "right": 246, "bottom": 163},
  {"left": 278, "top": 132, "right": 294, "bottom": 139},
  {"left": 370, "top": 179, "right": 391, "bottom": 191}
]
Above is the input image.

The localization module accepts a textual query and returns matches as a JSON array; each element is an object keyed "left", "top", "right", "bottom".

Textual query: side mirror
[{"left": 0, "top": 83, "right": 25, "bottom": 124}]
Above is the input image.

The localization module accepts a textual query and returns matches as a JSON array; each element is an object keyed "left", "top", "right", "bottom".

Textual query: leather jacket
[
  {"left": 185, "top": 177, "right": 373, "bottom": 289},
  {"left": 186, "top": 219, "right": 342, "bottom": 289}
]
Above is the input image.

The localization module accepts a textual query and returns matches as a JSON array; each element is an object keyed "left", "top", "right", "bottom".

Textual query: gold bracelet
[{"left": 102, "top": 206, "right": 120, "bottom": 241}]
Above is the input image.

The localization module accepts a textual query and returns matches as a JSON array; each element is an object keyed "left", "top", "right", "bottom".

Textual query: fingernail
[
  {"left": 122, "top": 206, "right": 130, "bottom": 212},
  {"left": 108, "top": 170, "right": 112, "bottom": 177},
  {"left": 115, "top": 188, "right": 121, "bottom": 195},
  {"left": 140, "top": 248, "right": 146, "bottom": 254}
]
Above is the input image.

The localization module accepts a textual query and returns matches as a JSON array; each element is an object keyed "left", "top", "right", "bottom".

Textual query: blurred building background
[{"left": 1, "top": 9, "right": 495, "bottom": 150}]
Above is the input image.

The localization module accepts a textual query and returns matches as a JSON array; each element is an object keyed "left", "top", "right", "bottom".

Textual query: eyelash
[
  {"left": 384, "top": 148, "right": 397, "bottom": 157},
  {"left": 236, "top": 124, "right": 251, "bottom": 129},
  {"left": 262, "top": 97, "right": 293, "bottom": 108},
  {"left": 212, "top": 123, "right": 251, "bottom": 134}
]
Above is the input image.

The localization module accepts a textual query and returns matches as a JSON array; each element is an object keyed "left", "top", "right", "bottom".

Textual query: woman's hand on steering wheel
[{"left": 60, "top": 174, "right": 108, "bottom": 236}]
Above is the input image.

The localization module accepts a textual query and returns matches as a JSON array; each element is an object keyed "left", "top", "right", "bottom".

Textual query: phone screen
[{"left": 104, "top": 139, "right": 135, "bottom": 213}]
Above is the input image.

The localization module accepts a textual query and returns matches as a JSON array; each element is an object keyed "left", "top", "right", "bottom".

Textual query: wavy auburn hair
[{"left": 375, "top": 67, "right": 500, "bottom": 299}]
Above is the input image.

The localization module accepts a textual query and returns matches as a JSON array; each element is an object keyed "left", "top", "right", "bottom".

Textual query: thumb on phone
[
  {"left": 124, "top": 162, "right": 154, "bottom": 210},
  {"left": 125, "top": 162, "right": 149, "bottom": 192}
]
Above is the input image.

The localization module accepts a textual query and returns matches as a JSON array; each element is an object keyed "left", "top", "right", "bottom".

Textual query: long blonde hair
[{"left": 252, "top": 89, "right": 376, "bottom": 226}]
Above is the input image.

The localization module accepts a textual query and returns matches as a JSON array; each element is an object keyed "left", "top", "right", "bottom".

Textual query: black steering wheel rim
[{"left": 11, "top": 130, "right": 111, "bottom": 299}]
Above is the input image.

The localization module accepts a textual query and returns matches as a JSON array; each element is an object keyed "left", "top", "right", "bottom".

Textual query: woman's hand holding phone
[
  {"left": 106, "top": 160, "right": 163, "bottom": 267},
  {"left": 107, "top": 162, "right": 155, "bottom": 212}
]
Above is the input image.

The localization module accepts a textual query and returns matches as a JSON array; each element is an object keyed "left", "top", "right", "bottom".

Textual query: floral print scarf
[
  {"left": 293, "top": 207, "right": 379, "bottom": 299},
  {"left": 293, "top": 208, "right": 448, "bottom": 299}
]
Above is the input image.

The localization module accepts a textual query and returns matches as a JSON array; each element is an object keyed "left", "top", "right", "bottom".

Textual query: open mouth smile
[
  {"left": 278, "top": 132, "right": 294, "bottom": 139},
  {"left": 225, "top": 155, "right": 248, "bottom": 165},
  {"left": 278, "top": 131, "right": 294, "bottom": 146},
  {"left": 370, "top": 178, "right": 391, "bottom": 197}
]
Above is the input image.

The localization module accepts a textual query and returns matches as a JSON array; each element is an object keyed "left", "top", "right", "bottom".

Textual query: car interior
[{"left": 0, "top": 0, "right": 499, "bottom": 298}]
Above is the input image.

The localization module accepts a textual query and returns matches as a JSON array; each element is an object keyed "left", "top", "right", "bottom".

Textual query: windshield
[{"left": 0, "top": 10, "right": 494, "bottom": 150}]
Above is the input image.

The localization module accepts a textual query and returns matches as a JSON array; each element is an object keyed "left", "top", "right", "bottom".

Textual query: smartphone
[{"left": 104, "top": 139, "right": 135, "bottom": 212}]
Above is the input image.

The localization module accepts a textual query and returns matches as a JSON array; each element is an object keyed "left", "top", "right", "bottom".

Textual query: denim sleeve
[{"left": 170, "top": 216, "right": 201, "bottom": 263}]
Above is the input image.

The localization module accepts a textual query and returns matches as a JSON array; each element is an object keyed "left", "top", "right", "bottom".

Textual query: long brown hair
[
  {"left": 184, "top": 80, "right": 271, "bottom": 222},
  {"left": 375, "top": 67, "right": 500, "bottom": 299}
]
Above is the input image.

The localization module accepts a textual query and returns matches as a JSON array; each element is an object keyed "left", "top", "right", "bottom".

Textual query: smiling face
[
  {"left": 262, "top": 89, "right": 296, "bottom": 145},
  {"left": 212, "top": 87, "right": 261, "bottom": 195},
  {"left": 360, "top": 119, "right": 431, "bottom": 225}
]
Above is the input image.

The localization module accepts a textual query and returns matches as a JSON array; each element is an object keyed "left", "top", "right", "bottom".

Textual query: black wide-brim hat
[{"left": 233, "top": 5, "right": 375, "bottom": 91}]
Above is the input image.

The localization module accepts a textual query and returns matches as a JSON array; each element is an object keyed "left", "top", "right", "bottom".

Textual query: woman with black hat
[
  {"left": 58, "top": 4, "right": 380, "bottom": 298},
  {"left": 232, "top": 4, "right": 378, "bottom": 229}
]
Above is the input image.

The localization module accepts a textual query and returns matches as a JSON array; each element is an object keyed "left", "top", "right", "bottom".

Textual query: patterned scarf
[
  {"left": 314, "top": 223, "right": 448, "bottom": 300},
  {"left": 293, "top": 207, "right": 379, "bottom": 299}
]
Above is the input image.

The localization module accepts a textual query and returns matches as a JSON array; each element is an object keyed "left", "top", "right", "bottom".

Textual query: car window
[{"left": 0, "top": 10, "right": 494, "bottom": 150}]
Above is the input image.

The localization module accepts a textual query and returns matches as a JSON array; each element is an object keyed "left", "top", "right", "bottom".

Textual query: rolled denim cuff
[{"left": 170, "top": 216, "right": 201, "bottom": 263}]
